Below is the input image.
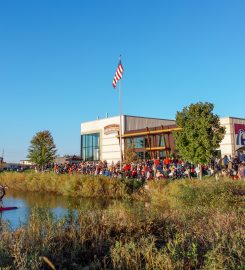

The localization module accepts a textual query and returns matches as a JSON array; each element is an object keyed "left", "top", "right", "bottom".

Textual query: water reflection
[
  {"left": 1, "top": 189, "right": 146, "bottom": 230},
  {"left": 6, "top": 189, "right": 70, "bottom": 208}
]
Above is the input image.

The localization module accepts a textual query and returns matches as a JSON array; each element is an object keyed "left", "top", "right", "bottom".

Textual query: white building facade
[{"left": 219, "top": 117, "right": 245, "bottom": 158}]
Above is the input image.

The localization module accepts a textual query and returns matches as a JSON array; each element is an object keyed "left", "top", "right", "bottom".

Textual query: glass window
[
  {"left": 82, "top": 149, "right": 86, "bottom": 160},
  {"left": 134, "top": 137, "right": 144, "bottom": 148},
  {"left": 158, "top": 135, "right": 165, "bottom": 147},
  {"left": 86, "top": 148, "right": 92, "bottom": 160},
  {"left": 81, "top": 133, "right": 100, "bottom": 161},
  {"left": 93, "top": 134, "right": 99, "bottom": 147},
  {"left": 87, "top": 135, "right": 93, "bottom": 147},
  {"left": 159, "top": 151, "right": 166, "bottom": 159},
  {"left": 126, "top": 139, "right": 133, "bottom": 148},
  {"left": 93, "top": 148, "right": 99, "bottom": 160},
  {"left": 126, "top": 137, "right": 144, "bottom": 148}
]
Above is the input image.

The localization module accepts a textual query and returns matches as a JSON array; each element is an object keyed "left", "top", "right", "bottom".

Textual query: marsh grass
[
  {"left": 149, "top": 178, "right": 245, "bottom": 210},
  {"left": 0, "top": 172, "right": 244, "bottom": 269},
  {"left": 0, "top": 172, "right": 145, "bottom": 199},
  {"left": 0, "top": 202, "right": 244, "bottom": 269}
]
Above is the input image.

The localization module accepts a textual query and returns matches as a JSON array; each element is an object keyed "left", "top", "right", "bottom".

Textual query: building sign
[
  {"left": 104, "top": 124, "right": 120, "bottom": 135},
  {"left": 234, "top": 123, "right": 245, "bottom": 150}
]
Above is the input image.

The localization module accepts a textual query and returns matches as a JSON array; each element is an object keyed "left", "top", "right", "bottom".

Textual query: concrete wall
[
  {"left": 81, "top": 116, "right": 124, "bottom": 163},
  {"left": 219, "top": 117, "right": 245, "bottom": 157},
  {"left": 219, "top": 117, "right": 233, "bottom": 156}
]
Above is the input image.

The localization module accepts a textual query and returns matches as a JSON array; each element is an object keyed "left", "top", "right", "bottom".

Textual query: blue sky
[{"left": 0, "top": 0, "right": 244, "bottom": 162}]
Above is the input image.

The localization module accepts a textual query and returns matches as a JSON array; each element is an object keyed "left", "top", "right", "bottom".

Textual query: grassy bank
[
  {"left": 149, "top": 178, "right": 245, "bottom": 210},
  {"left": 0, "top": 172, "right": 245, "bottom": 269},
  {"left": 0, "top": 172, "right": 146, "bottom": 200}
]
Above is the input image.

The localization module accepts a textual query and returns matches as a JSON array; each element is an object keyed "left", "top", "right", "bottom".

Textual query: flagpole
[
  {"left": 112, "top": 55, "right": 124, "bottom": 171},
  {"left": 119, "top": 70, "right": 123, "bottom": 172}
]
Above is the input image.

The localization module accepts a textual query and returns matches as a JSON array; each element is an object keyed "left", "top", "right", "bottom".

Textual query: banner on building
[{"left": 234, "top": 123, "right": 245, "bottom": 150}]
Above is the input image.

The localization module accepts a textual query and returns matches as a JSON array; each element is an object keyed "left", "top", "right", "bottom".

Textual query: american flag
[{"left": 112, "top": 60, "right": 124, "bottom": 88}]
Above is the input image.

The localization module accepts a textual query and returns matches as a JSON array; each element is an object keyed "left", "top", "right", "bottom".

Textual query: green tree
[
  {"left": 27, "top": 130, "right": 57, "bottom": 171},
  {"left": 174, "top": 102, "right": 225, "bottom": 179},
  {"left": 124, "top": 143, "right": 138, "bottom": 164}
]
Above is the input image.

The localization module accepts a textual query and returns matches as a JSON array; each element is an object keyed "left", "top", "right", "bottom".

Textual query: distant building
[
  {"left": 19, "top": 160, "right": 34, "bottom": 166},
  {"left": 54, "top": 155, "right": 81, "bottom": 165},
  {"left": 54, "top": 157, "right": 69, "bottom": 164}
]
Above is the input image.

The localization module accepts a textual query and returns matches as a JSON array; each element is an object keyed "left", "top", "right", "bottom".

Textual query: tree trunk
[{"left": 198, "top": 164, "right": 203, "bottom": 180}]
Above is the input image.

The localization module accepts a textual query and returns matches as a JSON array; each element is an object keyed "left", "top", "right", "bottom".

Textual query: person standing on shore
[{"left": 0, "top": 185, "right": 7, "bottom": 208}]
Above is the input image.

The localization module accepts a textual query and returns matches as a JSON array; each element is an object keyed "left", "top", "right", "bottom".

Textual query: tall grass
[
  {"left": 0, "top": 199, "right": 244, "bottom": 269},
  {"left": 149, "top": 178, "right": 245, "bottom": 210},
  {"left": 0, "top": 172, "right": 145, "bottom": 199}
]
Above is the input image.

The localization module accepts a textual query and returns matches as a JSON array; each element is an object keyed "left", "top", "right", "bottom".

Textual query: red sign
[{"left": 234, "top": 123, "right": 245, "bottom": 148}]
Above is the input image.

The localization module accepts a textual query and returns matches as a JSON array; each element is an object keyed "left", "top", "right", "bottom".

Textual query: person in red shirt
[
  {"left": 154, "top": 158, "right": 160, "bottom": 166},
  {"left": 131, "top": 168, "right": 137, "bottom": 178},
  {"left": 164, "top": 157, "right": 171, "bottom": 167}
]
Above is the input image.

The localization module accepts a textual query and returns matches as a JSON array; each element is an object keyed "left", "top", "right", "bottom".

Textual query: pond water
[
  {"left": 1, "top": 189, "right": 146, "bottom": 230},
  {"left": 1, "top": 189, "right": 72, "bottom": 230}
]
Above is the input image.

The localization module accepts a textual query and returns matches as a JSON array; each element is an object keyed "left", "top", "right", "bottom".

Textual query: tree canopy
[
  {"left": 27, "top": 130, "right": 57, "bottom": 170},
  {"left": 124, "top": 143, "right": 138, "bottom": 164},
  {"left": 174, "top": 102, "right": 225, "bottom": 165}
]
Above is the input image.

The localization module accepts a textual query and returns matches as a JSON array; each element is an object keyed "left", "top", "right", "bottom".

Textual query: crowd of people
[
  {"left": 51, "top": 155, "right": 245, "bottom": 181},
  {"left": 1, "top": 156, "right": 244, "bottom": 207}
]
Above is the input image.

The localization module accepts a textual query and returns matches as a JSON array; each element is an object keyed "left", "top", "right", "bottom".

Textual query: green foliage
[
  {"left": 174, "top": 102, "right": 225, "bottom": 164},
  {"left": 27, "top": 130, "right": 57, "bottom": 170},
  {"left": 149, "top": 178, "right": 245, "bottom": 212},
  {"left": 122, "top": 178, "right": 145, "bottom": 193},
  {"left": 124, "top": 143, "right": 138, "bottom": 164}
]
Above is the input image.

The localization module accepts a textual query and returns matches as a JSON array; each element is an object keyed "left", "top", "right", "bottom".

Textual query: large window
[
  {"left": 158, "top": 135, "right": 165, "bottom": 147},
  {"left": 81, "top": 133, "right": 100, "bottom": 161},
  {"left": 159, "top": 150, "right": 166, "bottom": 159},
  {"left": 126, "top": 137, "right": 145, "bottom": 149}
]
